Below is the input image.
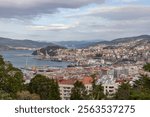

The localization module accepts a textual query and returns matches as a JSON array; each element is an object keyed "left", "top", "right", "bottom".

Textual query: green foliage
[
  {"left": 114, "top": 82, "right": 132, "bottom": 100},
  {"left": 0, "top": 56, "right": 24, "bottom": 98},
  {"left": 130, "top": 63, "right": 150, "bottom": 100},
  {"left": 16, "top": 91, "right": 40, "bottom": 100},
  {"left": 130, "top": 75, "right": 150, "bottom": 100},
  {"left": 89, "top": 74, "right": 105, "bottom": 100},
  {"left": 89, "top": 83, "right": 105, "bottom": 100},
  {"left": 29, "top": 74, "right": 60, "bottom": 100},
  {"left": 0, "top": 55, "right": 5, "bottom": 65},
  {"left": 0, "top": 90, "right": 12, "bottom": 100},
  {"left": 130, "top": 90, "right": 150, "bottom": 100},
  {"left": 70, "top": 80, "right": 88, "bottom": 100},
  {"left": 143, "top": 63, "right": 150, "bottom": 72}
]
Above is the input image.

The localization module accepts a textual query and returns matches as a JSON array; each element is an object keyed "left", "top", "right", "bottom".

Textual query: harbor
[{"left": 0, "top": 50, "right": 71, "bottom": 69}]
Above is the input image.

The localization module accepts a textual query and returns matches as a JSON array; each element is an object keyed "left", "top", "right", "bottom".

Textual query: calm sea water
[{"left": 0, "top": 50, "right": 70, "bottom": 68}]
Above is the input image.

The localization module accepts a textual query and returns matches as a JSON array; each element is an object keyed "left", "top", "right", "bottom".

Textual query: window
[
  {"left": 109, "top": 90, "right": 114, "bottom": 92},
  {"left": 109, "top": 86, "right": 114, "bottom": 89}
]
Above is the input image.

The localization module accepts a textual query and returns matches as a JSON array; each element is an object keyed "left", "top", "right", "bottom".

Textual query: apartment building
[
  {"left": 58, "top": 79, "right": 76, "bottom": 100},
  {"left": 58, "top": 77, "right": 93, "bottom": 100}
]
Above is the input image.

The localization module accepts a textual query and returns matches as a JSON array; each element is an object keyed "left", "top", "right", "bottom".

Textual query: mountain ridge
[
  {"left": 94, "top": 35, "right": 150, "bottom": 46},
  {"left": 0, "top": 37, "right": 61, "bottom": 50},
  {"left": 0, "top": 35, "right": 150, "bottom": 50},
  {"left": 53, "top": 35, "right": 150, "bottom": 48}
]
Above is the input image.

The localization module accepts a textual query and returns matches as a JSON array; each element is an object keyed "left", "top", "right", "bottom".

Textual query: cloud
[
  {"left": 65, "top": 5, "right": 150, "bottom": 21},
  {"left": 90, "top": 5, "right": 150, "bottom": 20},
  {"left": 28, "top": 22, "right": 79, "bottom": 31},
  {"left": 24, "top": 4, "right": 150, "bottom": 40},
  {"left": 0, "top": 1, "right": 149, "bottom": 41},
  {"left": 60, "top": 4, "right": 150, "bottom": 40},
  {"left": 114, "top": 0, "right": 138, "bottom": 3},
  {"left": 0, "top": 0, "right": 105, "bottom": 18}
]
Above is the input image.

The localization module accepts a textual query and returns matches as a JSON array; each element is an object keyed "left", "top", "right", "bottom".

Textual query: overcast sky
[{"left": 0, "top": 0, "right": 149, "bottom": 41}]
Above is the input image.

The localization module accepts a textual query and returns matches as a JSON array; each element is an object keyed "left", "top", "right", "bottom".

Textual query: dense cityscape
[
  {"left": 31, "top": 38, "right": 150, "bottom": 100},
  {"left": 0, "top": 36, "right": 150, "bottom": 100}
]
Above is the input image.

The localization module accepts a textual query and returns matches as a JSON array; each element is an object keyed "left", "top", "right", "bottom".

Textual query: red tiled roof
[
  {"left": 58, "top": 76, "right": 93, "bottom": 85},
  {"left": 81, "top": 77, "right": 93, "bottom": 85},
  {"left": 58, "top": 79, "right": 76, "bottom": 85}
]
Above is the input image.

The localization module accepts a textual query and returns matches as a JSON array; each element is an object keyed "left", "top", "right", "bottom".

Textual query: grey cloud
[
  {"left": 68, "top": 16, "right": 150, "bottom": 40},
  {"left": 92, "top": 6, "right": 150, "bottom": 20},
  {"left": 0, "top": 0, "right": 105, "bottom": 18}
]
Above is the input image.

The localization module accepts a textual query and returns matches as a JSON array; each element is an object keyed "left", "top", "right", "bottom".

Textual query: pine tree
[
  {"left": 131, "top": 75, "right": 150, "bottom": 99},
  {"left": 0, "top": 55, "right": 24, "bottom": 98},
  {"left": 89, "top": 74, "right": 105, "bottom": 100},
  {"left": 70, "top": 80, "right": 88, "bottom": 100},
  {"left": 114, "top": 82, "right": 132, "bottom": 100},
  {"left": 29, "top": 74, "right": 60, "bottom": 100},
  {"left": 143, "top": 63, "right": 150, "bottom": 72}
]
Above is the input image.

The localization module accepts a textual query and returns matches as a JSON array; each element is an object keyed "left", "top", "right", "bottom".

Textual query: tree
[
  {"left": 131, "top": 74, "right": 150, "bottom": 100},
  {"left": 0, "top": 55, "right": 5, "bottom": 65},
  {"left": 70, "top": 80, "right": 88, "bottom": 100},
  {"left": 29, "top": 74, "right": 60, "bottom": 100},
  {"left": 0, "top": 56, "right": 24, "bottom": 98},
  {"left": 89, "top": 83, "right": 105, "bottom": 100},
  {"left": 16, "top": 91, "right": 40, "bottom": 100},
  {"left": 0, "top": 68, "right": 24, "bottom": 94},
  {"left": 0, "top": 90, "right": 12, "bottom": 100},
  {"left": 130, "top": 63, "right": 150, "bottom": 100},
  {"left": 143, "top": 63, "right": 150, "bottom": 72},
  {"left": 114, "top": 82, "right": 132, "bottom": 100},
  {"left": 89, "top": 74, "right": 105, "bottom": 100}
]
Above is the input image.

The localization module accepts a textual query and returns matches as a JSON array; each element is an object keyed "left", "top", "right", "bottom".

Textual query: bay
[{"left": 0, "top": 50, "right": 70, "bottom": 69}]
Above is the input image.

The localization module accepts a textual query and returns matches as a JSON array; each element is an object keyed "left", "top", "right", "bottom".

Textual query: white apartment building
[
  {"left": 59, "top": 84, "right": 74, "bottom": 100},
  {"left": 58, "top": 77, "right": 93, "bottom": 100},
  {"left": 102, "top": 83, "right": 118, "bottom": 95}
]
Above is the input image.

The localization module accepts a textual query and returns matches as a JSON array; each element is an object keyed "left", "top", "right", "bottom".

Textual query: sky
[{"left": 0, "top": 0, "right": 149, "bottom": 41}]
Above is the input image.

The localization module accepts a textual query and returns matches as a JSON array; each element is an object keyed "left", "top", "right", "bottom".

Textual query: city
[{"left": 22, "top": 37, "right": 150, "bottom": 100}]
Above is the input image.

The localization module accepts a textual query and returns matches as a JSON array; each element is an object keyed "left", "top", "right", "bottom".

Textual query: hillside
[
  {"left": 54, "top": 41, "right": 98, "bottom": 49},
  {"left": 54, "top": 35, "right": 150, "bottom": 49},
  {"left": 93, "top": 35, "right": 150, "bottom": 46},
  {"left": 0, "top": 37, "right": 58, "bottom": 50},
  {"left": 32, "top": 45, "right": 66, "bottom": 56},
  {"left": 32, "top": 35, "right": 150, "bottom": 57}
]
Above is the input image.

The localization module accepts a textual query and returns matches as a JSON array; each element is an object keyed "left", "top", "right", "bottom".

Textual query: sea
[{"left": 0, "top": 50, "right": 70, "bottom": 69}]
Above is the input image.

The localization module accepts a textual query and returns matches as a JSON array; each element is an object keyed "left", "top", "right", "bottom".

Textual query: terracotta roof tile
[{"left": 81, "top": 77, "right": 93, "bottom": 84}]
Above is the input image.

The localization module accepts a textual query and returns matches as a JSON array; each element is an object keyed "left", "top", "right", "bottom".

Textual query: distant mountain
[
  {"left": 0, "top": 37, "right": 59, "bottom": 50},
  {"left": 111, "top": 35, "right": 150, "bottom": 44},
  {"left": 54, "top": 35, "right": 150, "bottom": 49},
  {"left": 1, "top": 35, "right": 150, "bottom": 51},
  {"left": 92, "top": 35, "right": 150, "bottom": 46},
  {"left": 54, "top": 41, "right": 98, "bottom": 49}
]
